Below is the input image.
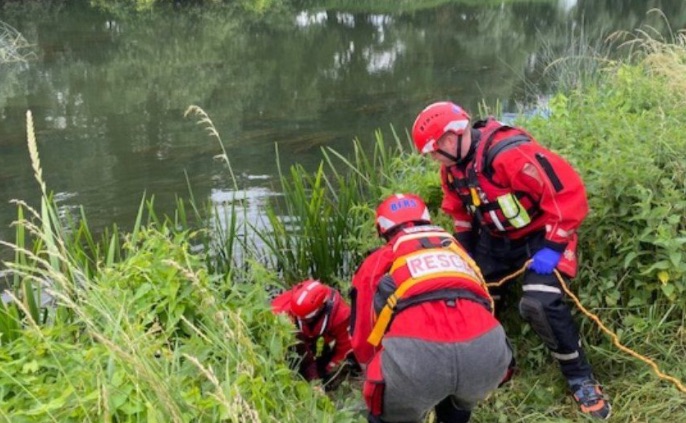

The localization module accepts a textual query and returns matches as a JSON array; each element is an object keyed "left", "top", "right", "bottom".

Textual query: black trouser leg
[
  {"left": 434, "top": 397, "right": 471, "bottom": 423},
  {"left": 367, "top": 413, "right": 385, "bottom": 423},
  {"left": 366, "top": 413, "right": 417, "bottom": 423},
  {"left": 473, "top": 232, "right": 592, "bottom": 380},
  {"left": 519, "top": 272, "right": 592, "bottom": 380}
]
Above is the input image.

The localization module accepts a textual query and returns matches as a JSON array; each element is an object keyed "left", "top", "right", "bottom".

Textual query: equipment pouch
[{"left": 496, "top": 193, "right": 530, "bottom": 229}]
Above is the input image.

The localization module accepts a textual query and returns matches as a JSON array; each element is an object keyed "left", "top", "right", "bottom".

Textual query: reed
[
  {"left": 531, "top": 18, "right": 617, "bottom": 96},
  {"left": 182, "top": 106, "right": 254, "bottom": 278},
  {"left": 252, "top": 126, "right": 444, "bottom": 289}
]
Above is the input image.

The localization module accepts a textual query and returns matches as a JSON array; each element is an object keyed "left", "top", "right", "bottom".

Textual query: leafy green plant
[{"left": 0, "top": 109, "right": 362, "bottom": 422}]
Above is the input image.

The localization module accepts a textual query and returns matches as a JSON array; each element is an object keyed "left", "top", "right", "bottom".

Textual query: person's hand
[
  {"left": 529, "top": 248, "right": 562, "bottom": 274},
  {"left": 302, "top": 361, "right": 320, "bottom": 381},
  {"left": 344, "top": 355, "right": 362, "bottom": 377},
  {"left": 322, "top": 363, "right": 346, "bottom": 392}
]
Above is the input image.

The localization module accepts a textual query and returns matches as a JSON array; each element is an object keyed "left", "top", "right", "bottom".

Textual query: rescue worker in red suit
[
  {"left": 350, "top": 193, "right": 513, "bottom": 423},
  {"left": 411, "top": 101, "right": 611, "bottom": 420},
  {"left": 271, "top": 280, "right": 354, "bottom": 388}
]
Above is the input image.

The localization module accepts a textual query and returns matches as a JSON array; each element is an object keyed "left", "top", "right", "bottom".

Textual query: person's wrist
[{"left": 542, "top": 239, "right": 567, "bottom": 253}]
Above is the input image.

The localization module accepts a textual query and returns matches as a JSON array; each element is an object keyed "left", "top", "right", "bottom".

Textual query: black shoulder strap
[
  {"left": 483, "top": 134, "right": 531, "bottom": 178},
  {"left": 471, "top": 119, "right": 490, "bottom": 129}
]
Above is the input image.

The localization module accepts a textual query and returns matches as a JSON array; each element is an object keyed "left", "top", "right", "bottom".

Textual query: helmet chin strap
[{"left": 435, "top": 133, "right": 463, "bottom": 163}]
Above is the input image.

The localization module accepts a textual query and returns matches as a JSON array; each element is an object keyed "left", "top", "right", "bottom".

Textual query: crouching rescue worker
[
  {"left": 350, "top": 193, "right": 513, "bottom": 423},
  {"left": 271, "top": 279, "right": 356, "bottom": 389},
  {"left": 411, "top": 101, "right": 611, "bottom": 419}
]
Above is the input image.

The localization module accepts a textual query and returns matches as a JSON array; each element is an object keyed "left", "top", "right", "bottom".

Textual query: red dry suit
[
  {"left": 271, "top": 286, "right": 353, "bottom": 380},
  {"left": 350, "top": 225, "right": 510, "bottom": 419},
  {"left": 441, "top": 118, "right": 588, "bottom": 276}
]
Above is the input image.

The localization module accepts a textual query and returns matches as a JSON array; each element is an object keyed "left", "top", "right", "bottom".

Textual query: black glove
[
  {"left": 322, "top": 364, "right": 346, "bottom": 392},
  {"left": 322, "top": 355, "right": 361, "bottom": 391},
  {"left": 345, "top": 355, "right": 362, "bottom": 377}
]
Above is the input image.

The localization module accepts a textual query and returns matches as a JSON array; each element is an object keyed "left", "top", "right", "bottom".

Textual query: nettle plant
[{"left": 525, "top": 62, "right": 686, "bottom": 316}]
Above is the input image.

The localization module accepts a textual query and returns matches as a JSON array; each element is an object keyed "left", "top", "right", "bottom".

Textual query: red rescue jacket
[
  {"left": 350, "top": 225, "right": 498, "bottom": 365},
  {"left": 441, "top": 118, "right": 588, "bottom": 275},
  {"left": 271, "top": 287, "right": 352, "bottom": 372}
]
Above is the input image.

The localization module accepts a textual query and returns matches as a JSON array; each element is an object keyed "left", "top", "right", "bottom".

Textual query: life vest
[
  {"left": 366, "top": 225, "right": 493, "bottom": 346},
  {"left": 445, "top": 118, "right": 541, "bottom": 233}
]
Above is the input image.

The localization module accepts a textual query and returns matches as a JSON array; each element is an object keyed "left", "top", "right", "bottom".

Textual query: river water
[{"left": 1, "top": 0, "right": 685, "bottom": 261}]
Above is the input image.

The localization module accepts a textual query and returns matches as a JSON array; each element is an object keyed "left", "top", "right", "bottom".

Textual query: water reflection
[
  {"left": 208, "top": 184, "right": 280, "bottom": 265},
  {"left": 1, "top": 1, "right": 685, "bottom": 261},
  {"left": 210, "top": 185, "right": 278, "bottom": 235}
]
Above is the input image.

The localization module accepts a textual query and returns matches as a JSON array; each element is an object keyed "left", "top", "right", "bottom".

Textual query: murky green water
[{"left": 1, "top": 0, "right": 685, "bottom": 253}]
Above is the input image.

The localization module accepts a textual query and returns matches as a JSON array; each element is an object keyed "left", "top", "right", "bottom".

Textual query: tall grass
[
  {"left": 254, "top": 127, "right": 445, "bottom": 290},
  {"left": 0, "top": 111, "right": 358, "bottom": 422},
  {"left": 182, "top": 105, "right": 268, "bottom": 280},
  {"left": 526, "top": 17, "right": 617, "bottom": 98}
]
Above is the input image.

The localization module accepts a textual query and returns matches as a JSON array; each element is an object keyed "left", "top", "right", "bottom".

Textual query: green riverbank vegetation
[{"left": 1, "top": 23, "right": 685, "bottom": 423}]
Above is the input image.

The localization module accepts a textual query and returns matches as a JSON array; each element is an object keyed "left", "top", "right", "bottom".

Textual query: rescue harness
[
  {"left": 446, "top": 119, "right": 541, "bottom": 233},
  {"left": 367, "top": 227, "right": 493, "bottom": 346}
]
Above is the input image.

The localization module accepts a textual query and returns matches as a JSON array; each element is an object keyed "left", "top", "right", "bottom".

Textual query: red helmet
[
  {"left": 290, "top": 279, "right": 331, "bottom": 320},
  {"left": 376, "top": 193, "right": 431, "bottom": 237},
  {"left": 412, "top": 101, "right": 471, "bottom": 154}
]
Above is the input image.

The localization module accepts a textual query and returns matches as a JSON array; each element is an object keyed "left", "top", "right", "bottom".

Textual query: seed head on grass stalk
[
  {"left": 184, "top": 105, "right": 251, "bottom": 275},
  {"left": 26, "top": 110, "right": 46, "bottom": 198},
  {"left": 24, "top": 110, "right": 76, "bottom": 275},
  {"left": 184, "top": 105, "right": 238, "bottom": 191}
]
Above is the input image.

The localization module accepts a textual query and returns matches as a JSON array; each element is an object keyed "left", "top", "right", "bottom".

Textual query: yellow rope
[{"left": 486, "top": 261, "right": 686, "bottom": 394}]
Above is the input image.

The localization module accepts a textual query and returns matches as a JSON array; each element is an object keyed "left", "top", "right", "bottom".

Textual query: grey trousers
[{"left": 380, "top": 324, "right": 512, "bottom": 422}]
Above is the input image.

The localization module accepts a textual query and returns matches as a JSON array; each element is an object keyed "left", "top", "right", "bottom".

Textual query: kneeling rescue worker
[
  {"left": 411, "top": 101, "right": 611, "bottom": 419},
  {"left": 350, "top": 193, "right": 513, "bottom": 423},
  {"left": 271, "top": 279, "right": 355, "bottom": 388}
]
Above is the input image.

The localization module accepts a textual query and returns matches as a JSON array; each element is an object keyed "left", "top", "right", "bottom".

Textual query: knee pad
[{"left": 519, "top": 296, "right": 559, "bottom": 350}]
